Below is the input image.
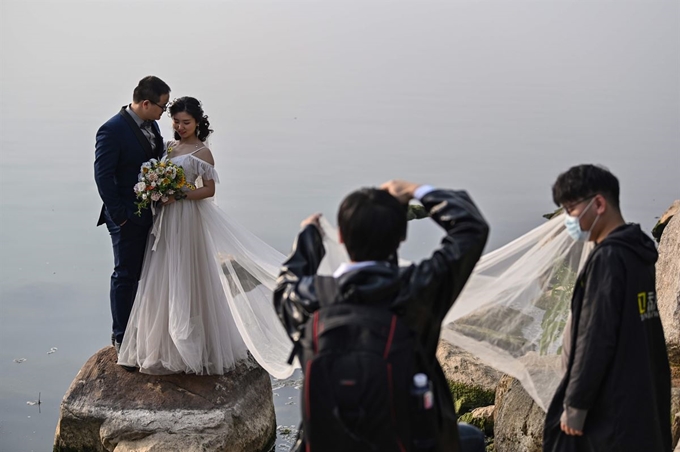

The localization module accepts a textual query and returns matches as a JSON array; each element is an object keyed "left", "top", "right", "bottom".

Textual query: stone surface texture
[{"left": 54, "top": 347, "right": 276, "bottom": 452}]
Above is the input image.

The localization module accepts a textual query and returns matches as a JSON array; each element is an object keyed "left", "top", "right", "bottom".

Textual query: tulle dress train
[{"left": 118, "top": 148, "right": 295, "bottom": 378}]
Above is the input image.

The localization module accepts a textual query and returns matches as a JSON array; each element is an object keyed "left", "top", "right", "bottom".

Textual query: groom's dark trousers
[{"left": 94, "top": 106, "right": 163, "bottom": 344}]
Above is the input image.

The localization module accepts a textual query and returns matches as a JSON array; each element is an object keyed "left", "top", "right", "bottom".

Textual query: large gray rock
[
  {"left": 54, "top": 347, "right": 276, "bottom": 452},
  {"left": 652, "top": 199, "right": 680, "bottom": 242},
  {"left": 657, "top": 213, "right": 680, "bottom": 368},
  {"left": 458, "top": 405, "right": 495, "bottom": 437},
  {"left": 436, "top": 341, "right": 503, "bottom": 392},
  {"left": 493, "top": 375, "right": 545, "bottom": 452}
]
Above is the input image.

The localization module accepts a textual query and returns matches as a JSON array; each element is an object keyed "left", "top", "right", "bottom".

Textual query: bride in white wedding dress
[{"left": 118, "top": 97, "right": 295, "bottom": 378}]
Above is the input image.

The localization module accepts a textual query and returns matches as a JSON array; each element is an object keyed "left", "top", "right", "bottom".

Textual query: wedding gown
[{"left": 118, "top": 145, "right": 296, "bottom": 378}]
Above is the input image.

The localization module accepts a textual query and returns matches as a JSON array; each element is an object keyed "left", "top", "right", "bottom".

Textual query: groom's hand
[{"left": 380, "top": 180, "right": 421, "bottom": 204}]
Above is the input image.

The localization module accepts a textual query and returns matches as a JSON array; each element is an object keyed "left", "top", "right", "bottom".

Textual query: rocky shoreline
[{"left": 53, "top": 201, "right": 679, "bottom": 452}]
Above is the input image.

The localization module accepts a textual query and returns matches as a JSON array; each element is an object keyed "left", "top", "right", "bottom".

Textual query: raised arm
[
  {"left": 381, "top": 180, "right": 489, "bottom": 337},
  {"left": 273, "top": 215, "right": 326, "bottom": 340}
]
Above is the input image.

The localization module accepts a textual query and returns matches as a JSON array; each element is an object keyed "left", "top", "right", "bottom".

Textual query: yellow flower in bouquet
[{"left": 133, "top": 157, "right": 193, "bottom": 216}]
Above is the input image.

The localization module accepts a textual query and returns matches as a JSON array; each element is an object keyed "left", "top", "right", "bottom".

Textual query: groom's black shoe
[{"left": 113, "top": 341, "right": 138, "bottom": 373}]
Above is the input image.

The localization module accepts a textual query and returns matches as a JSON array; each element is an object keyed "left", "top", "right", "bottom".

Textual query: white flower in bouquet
[{"left": 134, "top": 156, "right": 193, "bottom": 216}]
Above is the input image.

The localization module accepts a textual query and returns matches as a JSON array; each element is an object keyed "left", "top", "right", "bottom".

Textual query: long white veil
[
  {"left": 316, "top": 214, "right": 591, "bottom": 411},
  {"left": 223, "top": 211, "right": 589, "bottom": 410}
]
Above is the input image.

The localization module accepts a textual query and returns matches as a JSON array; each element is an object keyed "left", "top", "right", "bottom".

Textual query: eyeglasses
[
  {"left": 148, "top": 100, "right": 168, "bottom": 112},
  {"left": 562, "top": 195, "right": 595, "bottom": 215}
]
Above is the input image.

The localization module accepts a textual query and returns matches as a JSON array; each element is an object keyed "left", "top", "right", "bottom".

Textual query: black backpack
[{"left": 293, "top": 276, "right": 439, "bottom": 452}]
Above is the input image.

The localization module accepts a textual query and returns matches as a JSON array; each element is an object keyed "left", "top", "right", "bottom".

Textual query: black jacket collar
[{"left": 335, "top": 263, "right": 402, "bottom": 307}]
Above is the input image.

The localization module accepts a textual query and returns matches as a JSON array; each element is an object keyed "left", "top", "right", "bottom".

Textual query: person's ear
[
  {"left": 594, "top": 194, "right": 607, "bottom": 215},
  {"left": 338, "top": 230, "right": 344, "bottom": 244}
]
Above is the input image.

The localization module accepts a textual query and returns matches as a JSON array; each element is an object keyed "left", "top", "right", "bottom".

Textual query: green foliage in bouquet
[{"left": 133, "top": 158, "right": 193, "bottom": 216}]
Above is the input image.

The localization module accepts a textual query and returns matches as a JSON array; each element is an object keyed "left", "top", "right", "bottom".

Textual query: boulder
[
  {"left": 54, "top": 347, "right": 276, "bottom": 452},
  {"left": 493, "top": 375, "right": 545, "bottom": 452},
  {"left": 437, "top": 341, "right": 503, "bottom": 393},
  {"left": 652, "top": 199, "right": 680, "bottom": 242},
  {"left": 657, "top": 213, "right": 680, "bottom": 368},
  {"left": 458, "top": 405, "right": 494, "bottom": 437}
]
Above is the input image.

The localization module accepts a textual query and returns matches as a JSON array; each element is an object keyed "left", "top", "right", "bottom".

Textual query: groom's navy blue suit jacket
[{"left": 94, "top": 106, "right": 164, "bottom": 227}]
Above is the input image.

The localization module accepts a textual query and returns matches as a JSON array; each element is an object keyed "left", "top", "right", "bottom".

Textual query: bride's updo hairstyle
[{"left": 168, "top": 96, "right": 214, "bottom": 142}]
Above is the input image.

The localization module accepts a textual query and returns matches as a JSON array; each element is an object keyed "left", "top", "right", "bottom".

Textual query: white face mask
[{"left": 564, "top": 198, "right": 599, "bottom": 241}]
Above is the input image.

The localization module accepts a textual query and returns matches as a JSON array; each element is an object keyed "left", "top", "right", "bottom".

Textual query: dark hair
[
  {"left": 552, "top": 164, "right": 620, "bottom": 210},
  {"left": 168, "top": 96, "right": 214, "bottom": 142},
  {"left": 337, "top": 188, "right": 407, "bottom": 262},
  {"left": 132, "top": 76, "right": 171, "bottom": 104}
]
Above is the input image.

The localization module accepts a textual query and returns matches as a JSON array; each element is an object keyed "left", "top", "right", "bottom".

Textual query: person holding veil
[{"left": 117, "top": 96, "right": 294, "bottom": 378}]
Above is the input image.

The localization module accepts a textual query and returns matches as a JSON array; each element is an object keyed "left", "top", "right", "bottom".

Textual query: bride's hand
[{"left": 161, "top": 197, "right": 176, "bottom": 206}]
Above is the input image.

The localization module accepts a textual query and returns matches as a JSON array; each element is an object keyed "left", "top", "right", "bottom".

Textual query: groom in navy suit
[{"left": 94, "top": 76, "right": 171, "bottom": 360}]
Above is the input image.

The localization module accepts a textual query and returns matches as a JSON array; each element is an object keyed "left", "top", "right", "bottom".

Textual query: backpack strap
[
  {"left": 314, "top": 276, "right": 339, "bottom": 308},
  {"left": 286, "top": 276, "right": 340, "bottom": 365}
]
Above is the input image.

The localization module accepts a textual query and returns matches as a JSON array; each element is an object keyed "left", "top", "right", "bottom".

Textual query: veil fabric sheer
[
  {"left": 132, "top": 184, "right": 588, "bottom": 409},
  {"left": 316, "top": 215, "right": 592, "bottom": 411}
]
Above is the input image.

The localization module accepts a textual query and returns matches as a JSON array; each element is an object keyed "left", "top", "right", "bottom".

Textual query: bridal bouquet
[{"left": 133, "top": 157, "right": 192, "bottom": 216}]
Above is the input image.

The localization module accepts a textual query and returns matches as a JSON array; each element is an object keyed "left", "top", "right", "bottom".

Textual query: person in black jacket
[
  {"left": 543, "top": 164, "right": 672, "bottom": 452},
  {"left": 274, "top": 180, "right": 489, "bottom": 452}
]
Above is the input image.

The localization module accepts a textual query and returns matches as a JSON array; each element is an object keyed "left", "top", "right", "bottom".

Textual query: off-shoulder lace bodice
[
  {"left": 170, "top": 153, "right": 220, "bottom": 184},
  {"left": 165, "top": 142, "right": 219, "bottom": 184}
]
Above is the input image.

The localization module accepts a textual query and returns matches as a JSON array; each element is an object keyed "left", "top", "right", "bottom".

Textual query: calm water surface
[{"left": 1, "top": 1, "right": 678, "bottom": 451}]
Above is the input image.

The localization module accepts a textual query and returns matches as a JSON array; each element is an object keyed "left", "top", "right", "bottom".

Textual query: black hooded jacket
[
  {"left": 274, "top": 189, "right": 489, "bottom": 452},
  {"left": 544, "top": 223, "right": 671, "bottom": 452}
]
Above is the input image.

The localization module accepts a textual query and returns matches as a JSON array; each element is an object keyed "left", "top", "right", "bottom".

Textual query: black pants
[{"left": 105, "top": 215, "right": 150, "bottom": 344}]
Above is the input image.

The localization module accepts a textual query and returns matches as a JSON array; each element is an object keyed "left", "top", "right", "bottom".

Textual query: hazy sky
[{"left": 1, "top": 0, "right": 678, "bottom": 257}]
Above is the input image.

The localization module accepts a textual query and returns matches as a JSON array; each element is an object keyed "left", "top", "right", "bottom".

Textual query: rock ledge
[{"left": 54, "top": 347, "right": 276, "bottom": 452}]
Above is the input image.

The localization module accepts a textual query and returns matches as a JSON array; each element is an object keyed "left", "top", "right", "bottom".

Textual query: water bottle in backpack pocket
[{"left": 410, "top": 373, "right": 437, "bottom": 451}]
